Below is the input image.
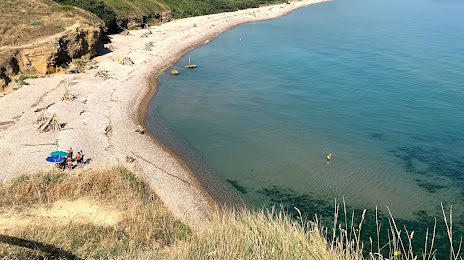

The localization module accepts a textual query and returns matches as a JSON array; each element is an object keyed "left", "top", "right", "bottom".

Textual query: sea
[{"left": 145, "top": 0, "right": 464, "bottom": 254}]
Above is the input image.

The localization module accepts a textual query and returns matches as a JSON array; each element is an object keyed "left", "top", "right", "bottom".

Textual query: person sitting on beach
[
  {"left": 76, "top": 152, "right": 82, "bottom": 168},
  {"left": 80, "top": 150, "right": 85, "bottom": 164},
  {"left": 68, "top": 147, "right": 73, "bottom": 159},
  {"left": 66, "top": 156, "right": 73, "bottom": 170}
]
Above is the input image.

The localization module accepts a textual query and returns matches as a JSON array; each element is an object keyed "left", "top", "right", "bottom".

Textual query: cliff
[{"left": 0, "top": 26, "right": 102, "bottom": 95}]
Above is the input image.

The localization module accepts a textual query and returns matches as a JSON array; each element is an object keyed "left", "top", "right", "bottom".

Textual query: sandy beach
[{"left": 0, "top": 0, "right": 327, "bottom": 227}]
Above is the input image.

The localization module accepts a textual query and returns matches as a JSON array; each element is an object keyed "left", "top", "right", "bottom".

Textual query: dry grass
[
  {"left": 0, "top": 0, "right": 101, "bottom": 48},
  {"left": 0, "top": 166, "right": 191, "bottom": 259},
  {"left": 0, "top": 167, "right": 461, "bottom": 259}
]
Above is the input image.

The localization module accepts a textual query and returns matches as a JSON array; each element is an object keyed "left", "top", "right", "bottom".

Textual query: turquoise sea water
[{"left": 146, "top": 0, "right": 464, "bottom": 252}]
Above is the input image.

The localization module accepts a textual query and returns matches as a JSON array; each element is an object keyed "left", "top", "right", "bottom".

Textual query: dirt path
[
  {"left": 0, "top": 23, "right": 81, "bottom": 52},
  {"left": 0, "top": 199, "right": 121, "bottom": 231}
]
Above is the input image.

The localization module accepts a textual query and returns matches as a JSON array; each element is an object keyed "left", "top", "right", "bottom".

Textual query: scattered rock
[{"left": 135, "top": 125, "right": 146, "bottom": 134}]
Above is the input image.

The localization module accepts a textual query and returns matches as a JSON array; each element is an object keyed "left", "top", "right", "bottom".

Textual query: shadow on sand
[{"left": 0, "top": 234, "right": 82, "bottom": 259}]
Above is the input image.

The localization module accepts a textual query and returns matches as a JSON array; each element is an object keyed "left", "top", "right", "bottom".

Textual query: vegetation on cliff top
[
  {"left": 0, "top": 0, "right": 101, "bottom": 48},
  {"left": 52, "top": 0, "right": 118, "bottom": 30},
  {"left": 0, "top": 167, "right": 461, "bottom": 259},
  {"left": 52, "top": 0, "right": 290, "bottom": 30}
]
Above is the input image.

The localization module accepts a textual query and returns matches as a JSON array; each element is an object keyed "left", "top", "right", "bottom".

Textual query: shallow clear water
[{"left": 146, "top": 0, "right": 464, "bottom": 246}]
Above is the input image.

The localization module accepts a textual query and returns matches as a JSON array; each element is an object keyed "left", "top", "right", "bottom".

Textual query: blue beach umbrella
[
  {"left": 46, "top": 155, "right": 65, "bottom": 163},
  {"left": 50, "top": 151, "right": 68, "bottom": 157}
]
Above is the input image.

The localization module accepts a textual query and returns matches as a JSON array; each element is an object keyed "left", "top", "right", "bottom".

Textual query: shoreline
[{"left": 0, "top": 0, "right": 329, "bottom": 227}]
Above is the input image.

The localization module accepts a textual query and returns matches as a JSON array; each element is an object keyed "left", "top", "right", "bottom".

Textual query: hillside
[
  {"left": 0, "top": 0, "right": 101, "bottom": 48},
  {"left": 49, "top": 0, "right": 286, "bottom": 31}
]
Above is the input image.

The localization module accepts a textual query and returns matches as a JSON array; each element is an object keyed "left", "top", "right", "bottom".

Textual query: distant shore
[{"left": 0, "top": 0, "right": 329, "bottom": 227}]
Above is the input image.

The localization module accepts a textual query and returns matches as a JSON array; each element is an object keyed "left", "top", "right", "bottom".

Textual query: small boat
[
  {"left": 184, "top": 55, "right": 197, "bottom": 69},
  {"left": 171, "top": 68, "right": 179, "bottom": 75}
]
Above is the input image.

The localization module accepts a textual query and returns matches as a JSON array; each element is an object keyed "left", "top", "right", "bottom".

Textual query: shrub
[
  {"left": 29, "top": 21, "right": 43, "bottom": 26},
  {"left": 52, "top": 0, "right": 117, "bottom": 30}
]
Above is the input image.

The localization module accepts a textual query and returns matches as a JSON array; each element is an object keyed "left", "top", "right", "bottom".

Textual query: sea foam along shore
[{"left": 0, "top": 0, "right": 329, "bottom": 228}]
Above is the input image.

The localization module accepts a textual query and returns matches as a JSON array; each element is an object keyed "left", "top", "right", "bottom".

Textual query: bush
[
  {"left": 29, "top": 21, "right": 43, "bottom": 26},
  {"left": 52, "top": 0, "right": 117, "bottom": 30}
]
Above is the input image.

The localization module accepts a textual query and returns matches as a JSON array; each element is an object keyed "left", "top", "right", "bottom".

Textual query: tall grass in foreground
[
  {"left": 0, "top": 166, "right": 190, "bottom": 259},
  {"left": 175, "top": 203, "right": 462, "bottom": 260},
  {"left": 0, "top": 167, "right": 462, "bottom": 259}
]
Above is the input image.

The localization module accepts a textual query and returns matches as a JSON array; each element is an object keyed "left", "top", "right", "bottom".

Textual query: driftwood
[
  {"left": 120, "top": 28, "right": 130, "bottom": 36},
  {"left": 105, "top": 44, "right": 114, "bottom": 51},
  {"left": 122, "top": 56, "right": 134, "bottom": 65},
  {"left": 105, "top": 125, "right": 112, "bottom": 135},
  {"left": 22, "top": 143, "right": 57, "bottom": 146},
  {"left": 141, "top": 32, "right": 150, "bottom": 38},
  {"left": 34, "top": 102, "right": 55, "bottom": 113},
  {"left": 61, "top": 88, "right": 75, "bottom": 101},
  {"left": 95, "top": 70, "right": 112, "bottom": 80},
  {"left": 37, "top": 112, "right": 61, "bottom": 132},
  {"left": 143, "top": 42, "right": 154, "bottom": 51}
]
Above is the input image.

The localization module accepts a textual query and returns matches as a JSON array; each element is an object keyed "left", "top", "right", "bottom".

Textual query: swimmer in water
[{"left": 327, "top": 152, "right": 332, "bottom": 160}]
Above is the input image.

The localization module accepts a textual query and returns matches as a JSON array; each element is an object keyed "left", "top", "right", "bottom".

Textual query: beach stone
[
  {"left": 113, "top": 57, "right": 122, "bottom": 64},
  {"left": 0, "top": 78, "right": 6, "bottom": 90}
]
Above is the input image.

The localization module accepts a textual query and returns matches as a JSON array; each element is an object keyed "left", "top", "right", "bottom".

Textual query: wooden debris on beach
[
  {"left": 143, "top": 42, "right": 154, "bottom": 51},
  {"left": 135, "top": 125, "right": 146, "bottom": 134},
  {"left": 170, "top": 69, "right": 179, "bottom": 75},
  {"left": 105, "top": 44, "right": 115, "bottom": 51},
  {"left": 105, "top": 125, "right": 112, "bottom": 135},
  {"left": 126, "top": 155, "right": 135, "bottom": 163},
  {"left": 95, "top": 70, "right": 112, "bottom": 80},
  {"left": 141, "top": 32, "right": 150, "bottom": 38},
  {"left": 122, "top": 56, "right": 134, "bottom": 66},
  {"left": 34, "top": 102, "right": 55, "bottom": 113},
  {"left": 120, "top": 28, "right": 130, "bottom": 36},
  {"left": 61, "top": 87, "right": 75, "bottom": 101},
  {"left": 143, "top": 23, "right": 152, "bottom": 33},
  {"left": 37, "top": 112, "right": 61, "bottom": 132}
]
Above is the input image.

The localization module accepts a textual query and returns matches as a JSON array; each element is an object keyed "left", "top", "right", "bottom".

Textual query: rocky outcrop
[
  {"left": 0, "top": 26, "right": 102, "bottom": 92},
  {"left": 25, "top": 27, "right": 102, "bottom": 74},
  {"left": 117, "top": 11, "right": 172, "bottom": 29}
]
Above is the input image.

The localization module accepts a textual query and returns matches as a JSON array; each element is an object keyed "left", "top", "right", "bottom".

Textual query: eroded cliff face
[
  {"left": 0, "top": 26, "right": 102, "bottom": 93},
  {"left": 117, "top": 11, "right": 172, "bottom": 30}
]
